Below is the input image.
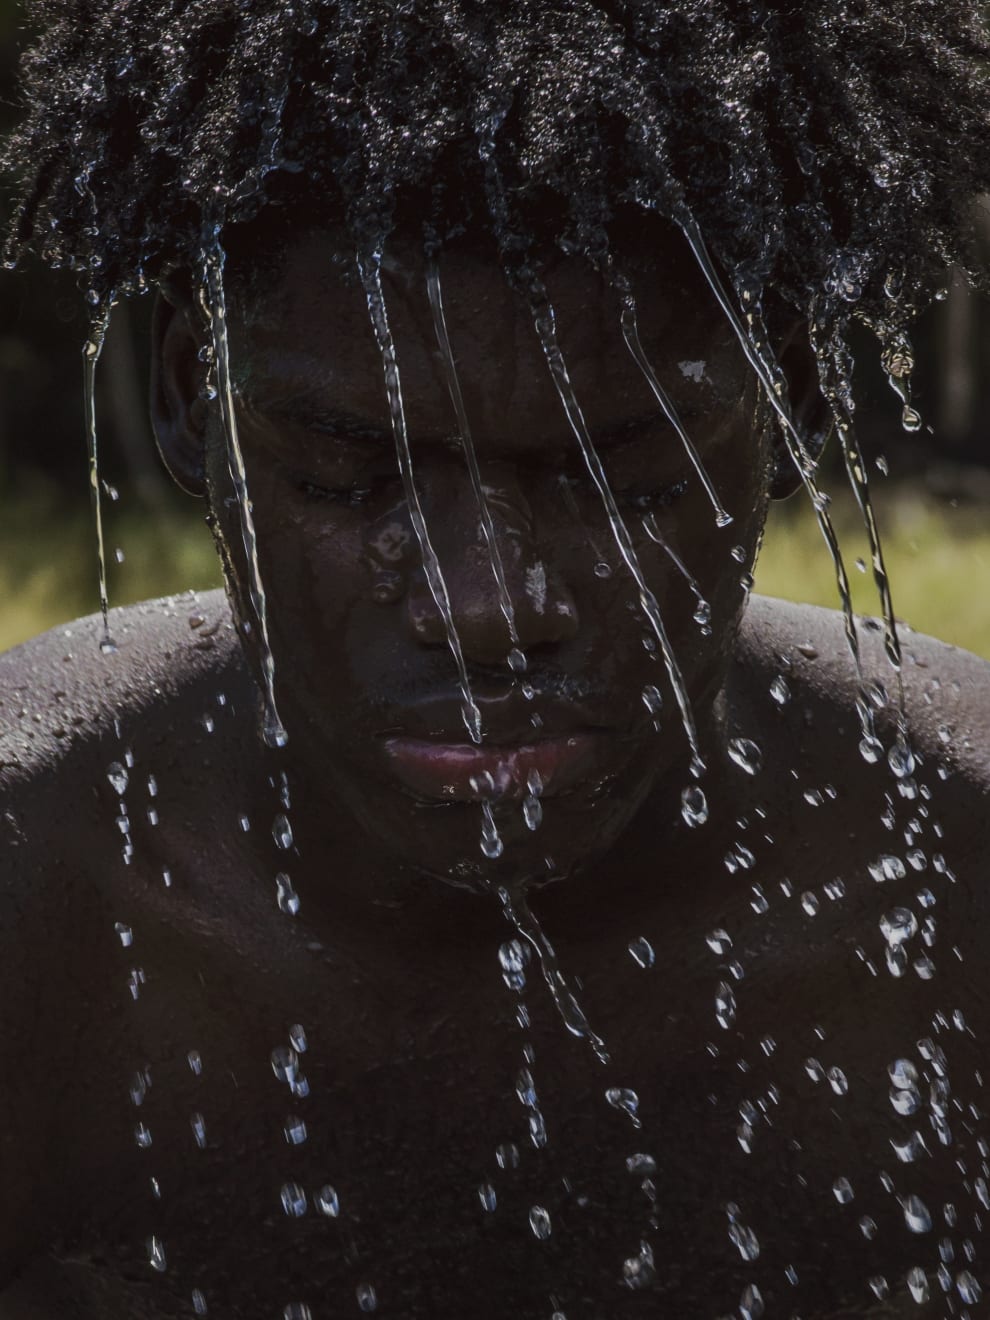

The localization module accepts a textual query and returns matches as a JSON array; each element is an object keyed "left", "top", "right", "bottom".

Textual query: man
[{"left": 2, "top": 1, "right": 990, "bottom": 1316}]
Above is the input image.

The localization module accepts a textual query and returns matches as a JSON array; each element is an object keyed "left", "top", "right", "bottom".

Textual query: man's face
[{"left": 203, "top": 225, "right": 771, "bottom": 888}]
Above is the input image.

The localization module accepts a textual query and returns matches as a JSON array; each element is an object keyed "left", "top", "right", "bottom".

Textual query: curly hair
[{"left": 2, "top": 0, "right": 988, "bottom": 333}]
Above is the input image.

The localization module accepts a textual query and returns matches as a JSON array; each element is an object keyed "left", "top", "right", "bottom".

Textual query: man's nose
[{"left": 404, "top": 463, "right": 580, "bottom": 663}]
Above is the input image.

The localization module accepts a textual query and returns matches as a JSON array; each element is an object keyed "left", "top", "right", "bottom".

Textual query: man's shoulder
[
  {"left": 0, "top": 588, "right": 241, "bottom": 792},
  {"left": 735, "top": 593, "right": 990, "bottom": 813}
]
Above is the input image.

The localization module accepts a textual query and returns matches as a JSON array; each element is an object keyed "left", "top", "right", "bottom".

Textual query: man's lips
[{"left": 382, "top": 733, "right": 605, "bottom": 802}]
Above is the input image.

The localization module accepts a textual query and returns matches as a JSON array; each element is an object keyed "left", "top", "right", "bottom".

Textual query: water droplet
[
  {"left": 881, "top": 908, "right": 918, "bottom": 946},
  {"left": 529, "top": 1205, "right": 551, "bottom": 1239},
  {"left": 480, "top": 802, "right": 503, "bottom": 859},
  {"left": 147, "top": 1235, "right": 166, "bottom": 1271},
  {"left": 284, "top": 1116, "right": 308, "bottom": 1145},
  {"left": 801, "top": 891, "right": 820, "bottom": 916},
  {"left": 728, "top": 1220, "right": 761, "bottom": 1261},
  {"left": 902, "top": 1194, "right": 932, "bottom": 1233},
  {"left": 904, "top": 1266, "right": 929, "bottom": 1304},
  {"left": 190, "top": 1112, "right": 206, "bottom": 1148},
  {"left": 628, "top": 936, "right": 655, "bottom": 969},
  {"left": 870, "top": 854, "right": 907, "bottom": 883},
  {"left": 957, "top": 1270, "right": 982, "bottom": 1303},
  {"left": 356, "top": 1283, "right": 378, "bottom": 1312},
  {"left": 135, "top": 1122, "right": 152, "bottom": 1148},
  {"left": 192, "top": 1288, "right": 208, "bottom": 1315},
  {"left": 276, "top": 873, "right": 300, "bottom": 916},
  {"left": 769, "top": 675, "right": 790, "bottom": 706},
  {"left": 641, "top": 684, "right": 663, "bottom": 718},
  {"left": 288, "top": 1024, "right": 307, "bottom": 1053},
  {"left": 115, "top": 922, "right": 133, "bottom": 947},
  {"left": 594, "top": 561, "right": 612, "bottom": 579},
  {"left": 902, "top": 405, "right": 923, "bottom": 433},
  {"left": 626, "top": 1153, "right": 657, "bottom": 1176},
  {"left": 622, "top": 1241, "right": 656, "bottom": 1289},
  {"left": 827, "top": 1066, "right": 849, "bottom": 1096},
  {"left": 706, "top": 929, "right": 732, "bottom": 956},
  {"left": 499, "top": 940, "right": 528, "bottom": 991},
  {"left": 891, "top": 1084, "right": 922, "bottom": 1116},
  {"left": 478, "top": 1182, "right": 497, "bottom": 1212},
  {"left": 187, "top": 1049, "right": 202, "bottom": 1076},
  {"left": 833, "top": 1177, "right": 854, "bottom": 1204},
  {"left": 496, "top": 1142, "right": 520, "bottom": 1169},
  {"left": 107, "top": 762, "right": 128, "bottom": 795},
  {"left": 283, "top": 1306, "right": 312, "bottom": 1320},
  {"left": 315, "top": 1185, "right": 340, "bottom": 1217},
  {"left": 888, "top": 738, "right": 916, "bottom": 780},
  {"left": 869, "top": 1275, "right": 889, "bottom": 1300},
  {"left": 271, "top": 1045, "right": 298, "bottom": 1085},
  {"left": 605, "top": 1087, "right": 641, "bottom": 1128},
  {"left": 680, "top": 785, "right": 708, "bottom": 827},
  {"left": 508, "top": 647, "right": 527, "bottom": 674},
  {"left": 280, "top": 1183, "right": 307, "bottom": 1217},
  {"left": 860, "top": 1215, "right": 878, "bottom": 1240},
  {"left": 739, "top": 1282, "right": 764, "bottom": 1319},
  {"left": 715, "top": 981, "right": 737, "bottom": 1030},
  {"left": 272, "top": 814, "right": 294, "bottom": 849},
  {"left": 522, "top": 793, "right": 543, "bottom": 831},
  {"left": 727, "top": 738, "right": 762, "bottom": 775}
]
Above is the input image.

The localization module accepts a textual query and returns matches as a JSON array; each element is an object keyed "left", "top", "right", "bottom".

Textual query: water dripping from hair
[
  {"left": 425, "top": 259, "right": 526, "bottom": 677},
  {"left": 202, "top": 242, "right": 286, "bottom": 749},
  {"left": 614, "top": 272, "right": 732, "bottom": 531},
  {"left": 357, "top": 250, "right": 482, "bottom": 745},
  {"left": 675, "top": 211, "right": 879, "bottom": 750},
  {"left": 527, "top": 279, "right": 706, "bottom": 779},
  {"left": 84, "top": 298, "right": 116, "bottom": 654}
]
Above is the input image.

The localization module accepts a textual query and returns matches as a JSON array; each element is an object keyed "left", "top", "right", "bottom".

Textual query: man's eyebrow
[{"left": 244, "top": 382, "right": 391, "bottom": 444}]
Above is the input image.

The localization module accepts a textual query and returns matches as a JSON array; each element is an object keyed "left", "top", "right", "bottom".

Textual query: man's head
[{"left": 4, "top": 0, "right": 990, "bottom": 886}]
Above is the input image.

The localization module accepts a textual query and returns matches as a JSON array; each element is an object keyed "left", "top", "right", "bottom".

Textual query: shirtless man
[{"left": 3, "top": 2, "right": 990, "bottom": 1316}]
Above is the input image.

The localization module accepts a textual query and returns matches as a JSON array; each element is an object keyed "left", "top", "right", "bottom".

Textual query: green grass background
[{"left": 2, "top": 481, "right": 989, "bottom": 659}]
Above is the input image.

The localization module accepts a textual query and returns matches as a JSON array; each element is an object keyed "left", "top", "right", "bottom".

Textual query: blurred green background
[{"left": 1, "top": 1, "right": 989, "bottom": 658}]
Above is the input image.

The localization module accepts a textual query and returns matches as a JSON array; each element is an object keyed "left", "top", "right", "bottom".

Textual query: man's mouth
[{"left": 381, "top": 732, "right": 606, "bottom": 802}]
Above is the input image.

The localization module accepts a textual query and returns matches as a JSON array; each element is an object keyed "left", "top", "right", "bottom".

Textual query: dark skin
[{"left": 2, "top": 223, "right": 990, "bottom": 1319}]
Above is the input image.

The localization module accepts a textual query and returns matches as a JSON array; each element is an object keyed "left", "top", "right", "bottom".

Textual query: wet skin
[{"left": 2, "top": 232, "right": 990, "bottom": 1317}]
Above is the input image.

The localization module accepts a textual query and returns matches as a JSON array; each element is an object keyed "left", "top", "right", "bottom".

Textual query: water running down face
[{"left": 155, "top": 222, "right": 782, "bottom": 890}]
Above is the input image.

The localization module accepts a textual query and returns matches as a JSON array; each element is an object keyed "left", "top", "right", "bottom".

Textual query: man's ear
[
  {"left": 770, "top": 324, "right": 833, "bottom": 501},
  {"left": 150, "top": 287, "right": 209, "bottom": 497}
]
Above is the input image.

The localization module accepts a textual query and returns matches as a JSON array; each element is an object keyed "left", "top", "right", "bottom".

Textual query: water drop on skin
[
  {"left": 880, "top": 908, "right": 918, "bottom": 946},
  {"left": 833, "top": 1177, "right": 855, "bottom": 1203},
  {"left": 628, "top": 936, "right": 655, "bottom": 969},
  {"left": 739, "top": 1282, "right": 764, "bottom": 1319},
  {"left": 769, "top": 675, "right": 790, "bottom": 706},
  {"left": 498, "top": 940, "right": 528, "bottom": 992},
  {"left": 192, "top": 1288, "right": 208, "bottom": 1315},
  {"left": 621, "top": 1242, "right": 656, "bottom": 1289},
  {"left": 727, "top": 737, "right": 762, "bottom": 775},
  {"left": 315, "top": 1186, "right": 340, "bottom": 1217},
  {"left": 146, "top": 1235, "right": 166, "bottom": 1272},
  {"left": 728, "top": 1221, "right": 761, "bottom": 1262},
  {"left": 270, "top": 1045, "right": 299, "bottom": 1085},
  {"left": 114, "top": 922, "right": 132, "bottom": 947},
  {"left": 187, "top": 1049, "right": 202, "bottom": 1076},
  {"left": 827, "top": 1067, "right": 848, "bottom": 1095},
  {"left": 706, "top": 929, "right": 732, "bottom": 956},
  {"left": 107, "top": 762, "right": 128, "bottom": 795},
  {"left": 529, "top": 1206, "right": 551, "bottom": 1240},
  {"left": 272, "top": 814, "right": 293, "bottom": 849},
  {"left": 496, "top": 1143, "right": 520, "bottom": 1170},
  {"left": 715, "top": 981, "right": 736, "bottom": 1030},
  {"left": 478, "top": 1183, "right": 497, "bottom": 1212},
  {"left": 275, "top": 873, "right": 300, "bottom": 916},
  {"left": 480, "top": 802, "right": 504, "bottom": 859},
  {"left": 284, "top": 1116, "right": 308, "bottom": 1145}
]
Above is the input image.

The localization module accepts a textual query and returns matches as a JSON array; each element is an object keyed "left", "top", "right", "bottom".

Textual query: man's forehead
[{"left": 230, "top": 223, "right": 749, "bottom": 446}]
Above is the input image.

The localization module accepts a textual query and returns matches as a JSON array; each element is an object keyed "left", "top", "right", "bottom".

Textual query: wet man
[{"left": 2, "top": 1, "right": 990, "bottom": 1316}]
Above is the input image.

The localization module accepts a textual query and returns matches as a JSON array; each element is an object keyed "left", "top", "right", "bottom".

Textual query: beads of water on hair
[
  {"left": 890, "top": 1085, "right": 922, "bottom": 1116},
  {"left": 107, "top": 762, "right": 129, "bottom": 795},
  {"left": 628, "top": 936, "right": 655, "bottom": 969},
  {"left": 114, "top": 921, "right": 133, "bottom": 948},
  {"left": 827, "top": 1067, "right": 848, "bottom": 1096},
  {"left": 529, "top": 1205, "right": 551, "bottom": 1240},
  {"left": 681, "top": 785, "right": 708, "bottom": 828},
  {"left": 859, "top": 1215, "right": 878, "bottom": 1240},
  {"left": 901, "top": 1194, "right": 933, "bottom": 1234},
  {"left": 478, "top": 1182, "right": 497, "bottom": 1212},
  {"left": 499, "top": 940, "right": 528, "bottom": 992},
  {"left": 280, "top": 1182, "right": 307, "bottom": 1217},
  {"left": 137, "top": 1232, "right": 167, "bottom": 1278},
  {"left": 833, "top": 1177, "right": 854, "bottom": 1204},
  {"left": 715, "top": 981, "right": 736, "bottom": 1030},
  {"left": 190, "top": 1112, "right": 207, "bottom": 1148},
  {"left": 870, "top": 854, "right": 906, "bottom": 883},
  {"left": 881, "top": 908, "right": 918, "bottom": 947},
  {"left": 315, "top": 1185, "right": 339, "bottom": 1217},
  {"left": 271, "top": 1045, "right": 298, "bottom": 1085}
]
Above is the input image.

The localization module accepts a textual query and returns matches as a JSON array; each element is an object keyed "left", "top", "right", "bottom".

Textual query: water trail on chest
[
  {"left": 528, "top": 282, "right": 705, "bottom": 779},
  {"left": 202, "top": 242, "right": 287, "bottom": 750},
  {"left": 358, "top": 250, "right": 482, "bottom": 745},
  {"left": 614, "top": 274, "right": 732, "bottom": 531},
  {"left": 426, "top": 260, "right": 525, "bottom": 677},
  {"left": 83, "top": 298, "right": 116, "bottom": 653},
  {"left": 675, "top": 211, "right": 878, "bottom": 749},
  {"left": 499, "top": 886, "right": 610, "bottom": 1067}
]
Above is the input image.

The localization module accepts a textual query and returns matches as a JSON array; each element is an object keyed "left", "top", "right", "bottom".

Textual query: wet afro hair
[{"left": 3, "top": 0, "right": 990, "bottom": 336}]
